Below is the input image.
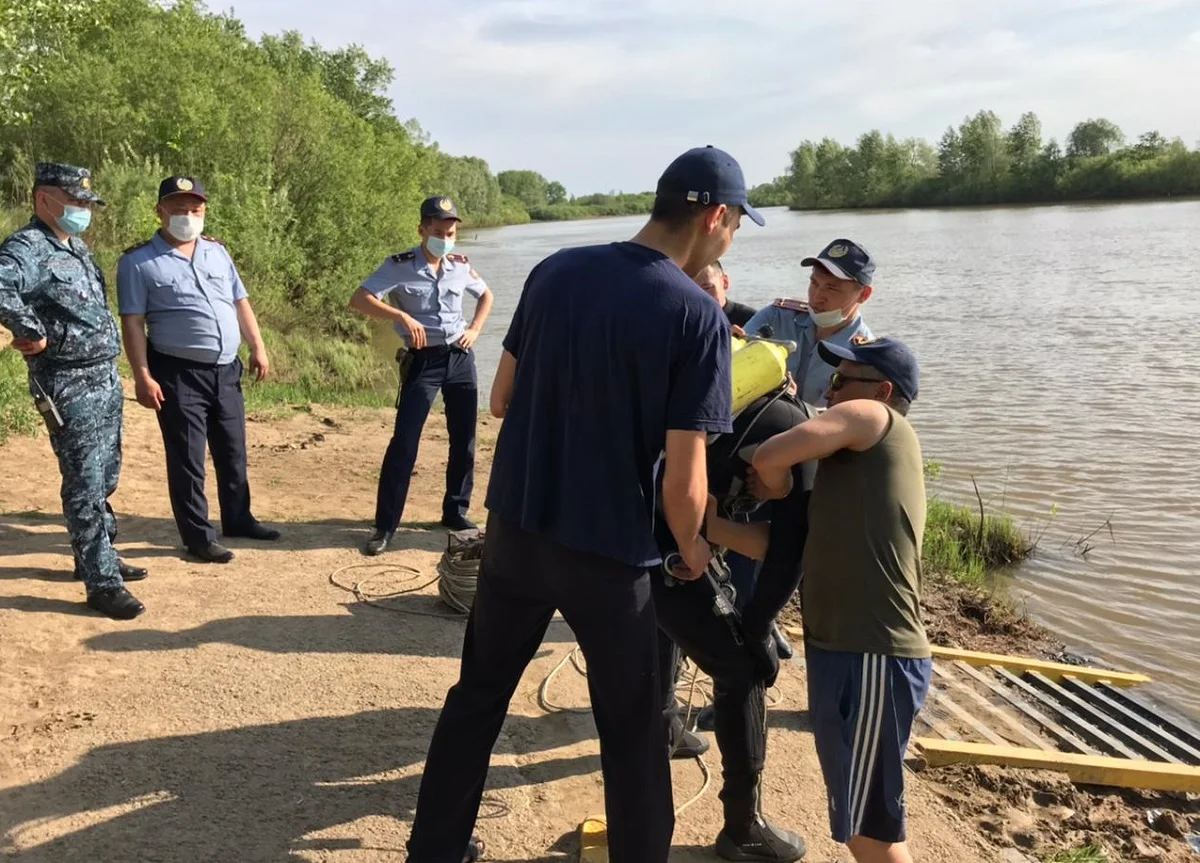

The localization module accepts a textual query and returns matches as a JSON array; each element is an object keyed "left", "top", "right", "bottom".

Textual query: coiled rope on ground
[{"left": 328, "top": 531, "right": 484, "bottom": 619}]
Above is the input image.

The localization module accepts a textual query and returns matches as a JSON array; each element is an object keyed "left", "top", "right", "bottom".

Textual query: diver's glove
[{"left": 744, "top": 628, "right": 780, "bottom": 687}]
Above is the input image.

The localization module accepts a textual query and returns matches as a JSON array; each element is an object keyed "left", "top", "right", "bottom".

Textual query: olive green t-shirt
[{"left": 801, "top": 405, "right": 929, "bottom": 658}]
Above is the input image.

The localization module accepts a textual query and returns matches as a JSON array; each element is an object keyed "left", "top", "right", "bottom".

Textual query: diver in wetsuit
[{"left": 654, "top": 386, "right": 816, "bottom": 862}]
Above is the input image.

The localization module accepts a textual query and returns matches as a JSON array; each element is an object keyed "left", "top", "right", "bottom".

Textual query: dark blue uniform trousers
[
  {"left": 148, "top": 348, "right": 253, "bottom": 550},
  {"left": 407, "top": 513, "right": 675, "bottom": 863},
  {"left": 374, "top": 345, "right": 476, "bottom": 532}
]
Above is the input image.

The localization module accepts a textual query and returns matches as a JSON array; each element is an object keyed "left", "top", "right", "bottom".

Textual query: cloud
[{"left": 223, "top": 0, "right": 1200, "bottom": 192}]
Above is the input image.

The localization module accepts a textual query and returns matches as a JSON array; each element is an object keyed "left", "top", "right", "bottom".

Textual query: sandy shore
[{"left": 1, "top": 383, "right": 1194, "bottom": 861}]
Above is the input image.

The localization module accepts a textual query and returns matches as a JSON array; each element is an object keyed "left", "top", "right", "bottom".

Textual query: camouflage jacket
[{"left": 0, "top": 217, "right": 120, "bottom": 368}]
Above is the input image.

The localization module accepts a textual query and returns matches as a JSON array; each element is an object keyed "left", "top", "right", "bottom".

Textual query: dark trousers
[
  {"left": 374, "top": 346, "right": 476, "bottom": 532},
  {"left": 148, "top": 348, "right": 253, "bottom": 549},
  {"left": 654, "top": 573, "right": 767, "bottom": 830},
  {"left": 407, "top": 513, "right": 674, "bottom": 863}
]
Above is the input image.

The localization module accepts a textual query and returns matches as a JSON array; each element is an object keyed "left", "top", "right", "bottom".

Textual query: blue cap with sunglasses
[{"left": 818, "top": 336, "right": 919, "bottom": 401}]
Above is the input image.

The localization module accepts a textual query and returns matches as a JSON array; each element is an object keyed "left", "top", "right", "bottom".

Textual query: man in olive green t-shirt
[{"left": 751, "top": 335, "right": 928, "bottom": 863}]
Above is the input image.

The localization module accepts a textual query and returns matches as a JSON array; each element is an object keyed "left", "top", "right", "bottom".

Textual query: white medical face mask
[
  {"left": 167, "top": 214, "right": 204, "bottom": 242},
  {"left": 809, "top": 307, "right": 848, "bottom": 328}
]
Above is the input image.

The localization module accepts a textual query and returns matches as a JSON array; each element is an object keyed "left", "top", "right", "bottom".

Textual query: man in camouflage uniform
[{"left": 0, "top": 162, "right": 147, "bottom": 620}]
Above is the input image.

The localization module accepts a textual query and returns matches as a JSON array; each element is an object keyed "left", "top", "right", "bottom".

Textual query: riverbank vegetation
[
  {"left": 756, "top": 110, "right": 1200, "bottom": 210},
  {"left": 0, "top": 0, "right": 659, "bottom": 424}
]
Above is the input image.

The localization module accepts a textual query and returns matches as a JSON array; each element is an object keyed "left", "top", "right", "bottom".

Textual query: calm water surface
[{"left": 410, "top": 202, "right": 1200, "bottom": 719}]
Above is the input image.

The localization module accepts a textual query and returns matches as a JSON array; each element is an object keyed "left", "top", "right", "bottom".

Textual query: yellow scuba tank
[
  {"left": 731, "top": 339, "right": 792, "bottom": 414},
  {"left": 731, "top": 335, "right": 748, "bottom": 353}
]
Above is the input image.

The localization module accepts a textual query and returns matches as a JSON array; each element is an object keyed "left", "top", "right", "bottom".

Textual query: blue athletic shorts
[{"left": 805, "top": 643, "right": 932, "bottom": 844}]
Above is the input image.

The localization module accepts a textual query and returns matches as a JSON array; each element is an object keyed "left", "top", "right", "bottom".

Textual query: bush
[
  {"left": 924, "top": 498, "right": 1031, "bottom": 587},
  {"left": 0, "top": 347, "right": 38, "bottom": 445}
]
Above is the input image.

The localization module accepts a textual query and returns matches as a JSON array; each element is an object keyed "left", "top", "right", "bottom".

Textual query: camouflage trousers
[{"left": 30, "top": 360, "right": 124, "bottom": 594}]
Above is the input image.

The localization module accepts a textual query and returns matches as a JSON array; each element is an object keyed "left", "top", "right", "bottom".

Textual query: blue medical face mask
[
  {"left": 56, "top": 203, "right": 92, "bottom": 235},
  {"left": 425, "top": 235, "right": 454, "bottom": 258}
]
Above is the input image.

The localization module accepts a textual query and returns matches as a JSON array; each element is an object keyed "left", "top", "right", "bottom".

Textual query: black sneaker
[
  {"left": 362, "top": 529, "right": 393, "bottom": 556},
  {"left": 716, "top": 817, "right": 806, "bottom": 862},
  {"left": 86, "top": 587, "right": 145, "bottom": 621},
  {"left": 440, "top": 514, "right": 478, "bottom": 531},
  {"left": 189, "top": 542, "right": 235, "bottom": 564}
]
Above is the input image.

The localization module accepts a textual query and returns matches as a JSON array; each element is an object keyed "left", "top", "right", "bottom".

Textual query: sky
[{"left": 224, "top": 0, "right": 1200, "bottom": 195}]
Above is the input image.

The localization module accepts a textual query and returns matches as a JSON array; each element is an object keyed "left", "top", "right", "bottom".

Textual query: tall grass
[{"left": 923, "top": 497, "right": 1032, "bottom": 587}]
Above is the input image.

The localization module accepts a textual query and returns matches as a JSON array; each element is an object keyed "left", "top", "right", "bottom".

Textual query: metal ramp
[{"left": 913, "top": 647, "right": 1200, "bottom": 793}]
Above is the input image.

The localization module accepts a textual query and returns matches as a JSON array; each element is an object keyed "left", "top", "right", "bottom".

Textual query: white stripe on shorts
[{"left": 849, "top": 654, "right": 887, "bottom": 835}]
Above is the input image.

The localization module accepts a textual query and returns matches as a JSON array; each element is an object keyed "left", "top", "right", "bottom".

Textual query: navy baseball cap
[
  {"left": 158, "top": 175, "right": 208, "bottom": 202},
  {"left": 656, "top": 145, "right": 765, "bottom": 226},
  {"left": 34, "top": 162, "right": 106, "bottom": 206},
  {"left": 420, "top": 195, "right": 461, "bottom": 221},
  {"left": 802, "top": 238, "right": 875, "bottom": 285},
  {"left": 818, "top": 336, "right": 919, "bottom": 401}
]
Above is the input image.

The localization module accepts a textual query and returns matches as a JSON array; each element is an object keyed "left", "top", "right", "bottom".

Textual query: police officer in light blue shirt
[
  {"left": 118, "top": 175, "right": 280, "bottom": 565},
  {"left": 743, "top": 238, "right": 876, "bottom": 406},
  {"left": 350, "top": 195, "right": 494, "bottom": 555}
]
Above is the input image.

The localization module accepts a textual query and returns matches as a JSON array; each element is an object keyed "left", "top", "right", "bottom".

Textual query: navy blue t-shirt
[{"left": 486, "top": 241, "right": 733, "bottom": 568}]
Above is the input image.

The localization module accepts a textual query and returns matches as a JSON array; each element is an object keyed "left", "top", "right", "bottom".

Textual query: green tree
[
  {"left": 1067, "top": 118, "right": 1124, "bottom": 159},
  {"left": 957, "top": 110, "right": 1009, "bottom": 200},
  {"left": 1131, "top": 131, "right": 1169, "bottom": 159},
  {"left": 545, "top": 180, "right": 567, "bottom": 205},
  {"left": 497, "top": 170, "right": 549, "bottom": 209},
  {"left": 1007, "top": 112, "right": 1042, "bottom": 171},
  {"left": 432, "top": 153, "right": 503, "bottom": 222}
]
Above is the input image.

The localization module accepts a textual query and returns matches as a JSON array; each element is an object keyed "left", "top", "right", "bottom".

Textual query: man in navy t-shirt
[{"left": 406, "top": 146, "right": 763, "bottom": 863}]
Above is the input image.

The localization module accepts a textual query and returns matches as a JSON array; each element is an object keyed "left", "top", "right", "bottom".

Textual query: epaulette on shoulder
[
  {"left": 446, "top": 253, "right": 469, "bottom": 264},
  {"left": 391, "top": 250, "right": 417, "bottom": 263},
  {"left": 122, "top": 239, "right": 152, "bottom": 256},
  {"left": 201, "top": 235, "right": 225, "bottom": 246},
  {"left": 772, "top": 297, "right": 809, "bottom": 313}
]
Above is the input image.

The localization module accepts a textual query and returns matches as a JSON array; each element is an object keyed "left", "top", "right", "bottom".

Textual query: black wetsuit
[{"left": 653, "top": 389, "right": 816, "bottom": 830}]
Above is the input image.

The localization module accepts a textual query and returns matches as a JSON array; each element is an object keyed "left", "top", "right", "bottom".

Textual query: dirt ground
[{"left": 0, "top": 384, "right": 1195, "bottom": 862}]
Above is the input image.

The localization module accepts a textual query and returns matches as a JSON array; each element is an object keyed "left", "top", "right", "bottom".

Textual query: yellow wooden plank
[
  {"left": 915, "top": 738, "right": 1200, "bottom": 793},
  {"left": 929, "top": 646, "right": 1150, "bottom": 687}
]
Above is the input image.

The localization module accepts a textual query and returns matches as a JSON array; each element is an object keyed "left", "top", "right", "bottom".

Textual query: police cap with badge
[
  {"left": 803, "top": 238, "right": 875, "bottom": 285},
  {"left": 420, "top": 195, "right": 461, "bottom": 222},
  {"left": 158, "top": 175, "right": 209, "bottom": 202},
  {"left": 34, "top": 162, "right": 107, "bottom": 206}
]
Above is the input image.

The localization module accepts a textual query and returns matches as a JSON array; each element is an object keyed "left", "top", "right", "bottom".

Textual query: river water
[{"left": 427, "top": 202, "right": 1200, "bottom": 719}]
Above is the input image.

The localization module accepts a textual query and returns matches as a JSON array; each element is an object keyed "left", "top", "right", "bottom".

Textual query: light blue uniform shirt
[
  {"left": 361, "top": 247, "right": 488, "bottom": 347},
  {"left": 117, "top": 233, "right": 248, "bottom": 365},
  {"left": 743, "top": 300, "right": 873, "bottom": 406}
]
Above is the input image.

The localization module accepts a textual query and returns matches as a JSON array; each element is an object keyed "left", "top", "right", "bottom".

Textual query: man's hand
[
  {"left": 747, "top": 465, "right": 792, "bottom": 500},
  {"left": 458, "top": 327, "right": 480, "bottom": 350},
  {"left": 784, "top": 372, "right": 797, "bottom": 397},
  {"left": 731, "top": 324, "right": 746, "bottom": 338},
  {"left": 673, "top": 535, "right": 712, "bottom": 582},
  {"left": 135, "top": 375, "right": 165, "bottom": 411},
  {"left": 402, "top": 314, "right": 427, "bottom": 350},
  {"left": 11, "top": 337, "right": 47, "bottom": 357},
  {"left": 249, "top": 344, "right": 270, "bottom": 382},
  {"left": 746, "top": 631, "right": 781, "bottom": 687}
]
